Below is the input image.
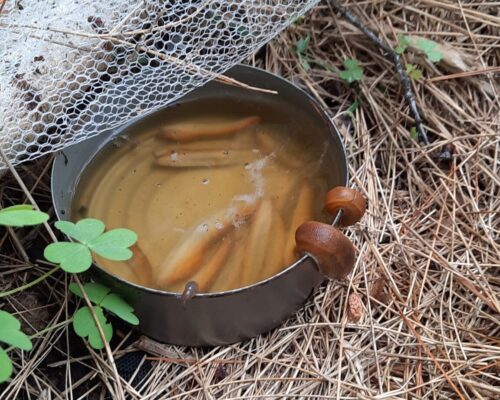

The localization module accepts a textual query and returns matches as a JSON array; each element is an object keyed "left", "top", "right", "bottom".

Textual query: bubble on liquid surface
[
  {"left": 202, "top": 178, "right": 210, "bottom": 185},
  {"left": 196, "top": 223, "right": 209, "bottom": 232},
  {"left": 245, "top": 154, "right": 273, "bottom": 198},
  {"left": 215, "top": 221, "right": 224, "bottom": 230},
  {"left": 228, "top": 194, "right": 258, "bottom": 228}
]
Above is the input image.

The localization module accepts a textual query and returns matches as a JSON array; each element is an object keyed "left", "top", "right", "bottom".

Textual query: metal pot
[{"left": 51, "top": 65, "right": 348, "bottom": 346}]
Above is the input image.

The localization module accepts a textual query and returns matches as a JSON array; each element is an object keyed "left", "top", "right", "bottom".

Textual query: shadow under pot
[{"left": 51, "top": 65, "right": 349, "bottom": 346}]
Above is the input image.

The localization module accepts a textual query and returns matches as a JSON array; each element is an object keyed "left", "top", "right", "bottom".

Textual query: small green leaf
[
  {"left": 44, "top": 242, "right": 93, "bottom": 273},
  {"left": 343, "top": 59, "right": 357, "bottom": 70},
  {"left": 415, "top": 38, "right": 443, "bottom": 62},
  {"left": 0, "top": 311, "right": 33, "bottom": 351},
  {"left": 53, "top": 221, "right": 77, "bottom": 238},
  {"left": 73, "top": 306, "right": 113, "bottom": 350},
  {"left": 347, "top": 101, "right": 359, "bottom": 114},
  {"left": 338, "top": 58, "right": 364, "bottom": 84},
  {"left": 427, "top": 49, "right": 443, "bottom": 63},
  {"left": 2, "top": 205, "right": 33, "bottom": 211},
  {"left": 0, "top": 348, "right": 13, "bottom": 383},
  {"left": 0, "top": 206, "right": 49, "bottom": 227},
  {"left": 69, "top": 282, "right": 111, "bottom": 304},
  {"left": 415, "top": 38, "right": 435, "bottom": 53},
  {"left": 410, "top": 126, "right": 418, "bottom": 140},
  {"left": 291, "top": 15, "right": 303, "bottom": 25},
  {"left": 300, "top": 56, "right": 311, "bottom": 72},
  {"left": 72, "top": 219, "right": 105, "bottom": 242},
  {"left": 296, "top": 34, "right": 310, "bottom": 54},
  {"left": 55, "top": 219, "right": 105, "bottom": 244},
  {"left": 88, "top": 229, "right": 137, "bottom": 261},
  {"left": 405, "top": 63, "right": 423, "bottom": 80},
  {"left": 101, "top": 294, "right": 139, "bottom": 325},
  {"left": 410, "top": 69, "right": 423, "bottom": 80},
  {"left": 395, "top": 34, "right": 411, "bottom": 55}
]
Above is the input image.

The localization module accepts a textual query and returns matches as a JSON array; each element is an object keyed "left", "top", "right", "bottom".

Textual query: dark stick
[{"left": 329, "top": 1, "right": 430, "bottom": 145}]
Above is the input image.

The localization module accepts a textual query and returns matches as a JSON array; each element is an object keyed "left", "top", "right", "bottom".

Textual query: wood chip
[{"left": 347, "top": 293, "right": 363, "bottom": 322}]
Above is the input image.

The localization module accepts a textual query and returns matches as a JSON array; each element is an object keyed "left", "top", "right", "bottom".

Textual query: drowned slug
[{"left": 157, "top": 116, "right": 260, "bottom": 142}]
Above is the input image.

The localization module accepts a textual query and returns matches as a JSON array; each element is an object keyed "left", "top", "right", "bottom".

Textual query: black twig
[{"left": 329, "top": 1, "right": 430, "bottom": 145}]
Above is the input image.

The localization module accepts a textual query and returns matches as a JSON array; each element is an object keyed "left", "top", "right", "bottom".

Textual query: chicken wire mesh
[{"left": 0, "top": 0, "right": 319, "bottom": 169}]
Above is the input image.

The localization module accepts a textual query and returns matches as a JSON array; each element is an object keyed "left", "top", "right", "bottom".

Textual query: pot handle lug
[
  {"left": 295, "top": 186, "right": 366, "bottom": 280},
  {"left": 325, "top": 186, "right": 366, "bottom": 227},
  {"left": 295, "top": 222, "right": 356, "bottom": 280}
]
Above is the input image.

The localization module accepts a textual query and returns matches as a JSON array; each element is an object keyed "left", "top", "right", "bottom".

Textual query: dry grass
[{"left": 1, "top": 1, "right": 499, "bottom": 398}]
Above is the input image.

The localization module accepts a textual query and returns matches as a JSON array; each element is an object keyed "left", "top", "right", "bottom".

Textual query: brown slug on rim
[
  {"left": 295, "top": 221, "right": 355, "bottom": 280},
  {"left": 181, "top": 281, "right": 199, "bottom": 304},
  {"left": 325, "top": 186, "right": 366, "bottom": 227}
]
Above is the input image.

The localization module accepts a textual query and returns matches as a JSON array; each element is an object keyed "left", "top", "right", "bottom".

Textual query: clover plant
[{"left": 0, "top": 207, "right": 139, "bottom": 382}]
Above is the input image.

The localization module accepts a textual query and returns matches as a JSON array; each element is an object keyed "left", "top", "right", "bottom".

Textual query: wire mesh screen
[{"left": 0, "top": 0, "right": 319, "bottom": 168}]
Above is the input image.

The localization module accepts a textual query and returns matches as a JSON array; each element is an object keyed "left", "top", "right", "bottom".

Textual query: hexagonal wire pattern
[{"left": 0, "top": 0, "right": 319, "bottom": 168}]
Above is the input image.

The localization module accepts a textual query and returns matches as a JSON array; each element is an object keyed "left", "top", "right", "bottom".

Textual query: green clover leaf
[
  {"left": 395, "top": 34, "right": 411, "bottom": 55},
  {"left": 0, "top": 311, "right": 32, "bottom": 351},
  {"left": 410, "top": 127, "right": 419, "bottom": 141},
  {"left": 300, "top": 57, "right": 311, "bottom": 72},
  {"left": 416, "top": 38, "right": 443, "bottom": 62},
  {"left": 44, "top": 242, "right": 93, "bottom": 273},
  {"left": 70, "top": 282, "right": 139, "bottom": 326},
  {"left": 1, "top": 205, "right": 32, "bottom": 211},
  {"left": 73, "top": 306, "right": 113, "bottom": 350},
  {"left": 295, "top": 34, "right": 312, "bottom": 72},
  {"left": 49, "top": 219, "right": 136, "bottom": 271},
  {"left": 0, "top": 205, "right": 49, "bottom": 227},
  {"left": 87, "top": 229, "right": 137, "bottom": 261},
  {"left": 296, "top": 34, "right": 310, "bottom": 54},
  {"left": 55, "top": 219, "right": 105, "bottom": 244},
  {"left": 69, "top": 282, "right": 111, "bottom": 304},
  {"left": 0, "top": 348, "right": 12, "bottom": 383},
  {"left": 347, "top": 100, "right": 359, "bottom": 114},
  {"left": 100, "top": 294, "right": 139, "bottom": 325},
  {"left": 406, "top": 63, "right": 423, "bottom": 80},
  {"left": 338, "top": 59, "right": 364, "bottom": 84}
]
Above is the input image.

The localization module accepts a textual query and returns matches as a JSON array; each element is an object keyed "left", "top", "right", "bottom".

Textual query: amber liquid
[{"left": 72, "top": 96, "right": 338, "bottom": 293}]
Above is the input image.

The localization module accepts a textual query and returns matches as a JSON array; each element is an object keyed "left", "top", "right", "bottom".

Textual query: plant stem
[
  {"left": 0, "top": 265, "right": 60, "bottom": 298},
  {"left": 0, "top": 207, "right": 30, "bottom": 261},
  {"left": 29, "top": 319, "right": 72, "bottom": 340},
  {"left": 328, "top": 0, "right": 430, "bottom": 145}
]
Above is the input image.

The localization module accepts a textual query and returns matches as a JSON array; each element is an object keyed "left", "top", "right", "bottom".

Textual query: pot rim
[{"left": 51, "top": 64, "right": 348, "bottom": 299}]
